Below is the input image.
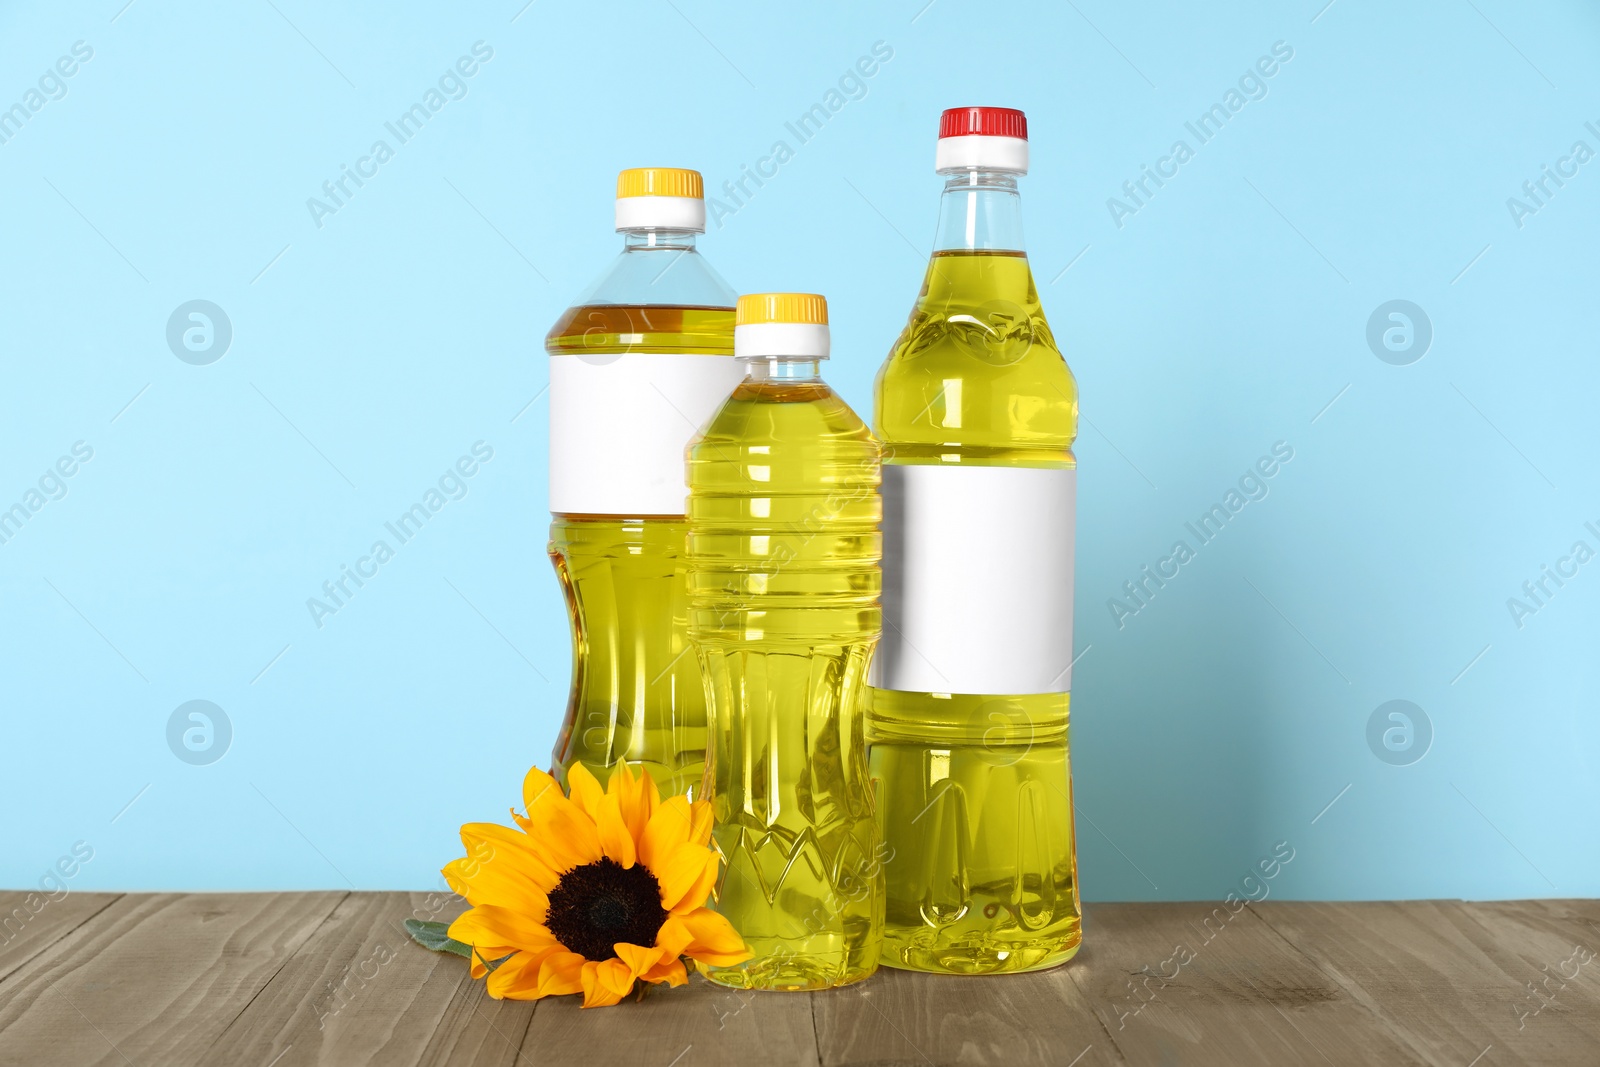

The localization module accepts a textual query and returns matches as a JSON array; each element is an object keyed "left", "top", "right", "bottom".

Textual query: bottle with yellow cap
[
  {"left": 687, "top": 293, "right": 884, "bottom": 990},
  {"left": 545, "top": 168, "right": 744, "bottom": 799}
]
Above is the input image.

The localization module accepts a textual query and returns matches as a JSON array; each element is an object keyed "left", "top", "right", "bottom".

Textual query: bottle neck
[
  {"left": 621, "top": 229, "right": 700, "bottom": 251},
  {"left": 743, "top": 358, "right": 822, "bottom": 382},
  {"left": 932, "top": 171, "right": 1026, "bottom": 253}
]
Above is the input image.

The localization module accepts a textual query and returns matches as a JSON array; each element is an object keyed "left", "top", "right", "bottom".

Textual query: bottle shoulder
[
  {"left": 695, "top": 379, "right": 878, "bottom": 462},
  {"left": 874, "top": 252, "right": 1077, "bottom": 457},
  {"left": 546, "top": 243, "right": 737, "bottom": 355}
]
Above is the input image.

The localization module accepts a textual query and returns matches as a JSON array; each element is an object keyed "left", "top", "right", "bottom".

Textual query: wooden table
[{"left": 1, "top": 894, "right": 1596, "bottom": 1066}]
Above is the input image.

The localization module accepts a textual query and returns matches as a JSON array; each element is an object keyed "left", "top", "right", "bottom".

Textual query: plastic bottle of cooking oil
[
  {"left": 867, "top": 108, "right": 1081, "bottom": 974},
  {"left": 546, "top": 168, "right": 744, "bottom": 799},
  {"left": 689, "top": 293, "right": 884, "bottom": 990}
]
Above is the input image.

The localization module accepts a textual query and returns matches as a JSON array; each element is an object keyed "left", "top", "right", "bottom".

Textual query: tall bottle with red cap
[
  {"left": 867, "top": 108, "right": 1082, "bottom": 973},
  {"left": 545, "top": 168, "right": 744, "bottom": 798}
]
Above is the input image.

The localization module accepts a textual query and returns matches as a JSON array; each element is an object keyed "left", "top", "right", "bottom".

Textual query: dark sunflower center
[{"left": 545, "top": 856, "right": 667, "bottom": 962}]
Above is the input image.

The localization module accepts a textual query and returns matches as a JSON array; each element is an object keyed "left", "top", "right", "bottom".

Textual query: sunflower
[{"left": 443, "top": 762, "right": 751, "bottom": 1007}]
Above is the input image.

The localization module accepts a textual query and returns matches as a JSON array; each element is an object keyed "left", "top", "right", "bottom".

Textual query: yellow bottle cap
[
  {"left": 615, "top": 167, "right": 704, "bottom": 200},
  {"left": 734, "top": 294, "right": 831, "bottom": 359},
  {"left": 735, "top": 293, "right": 829, "bottom": 326}
]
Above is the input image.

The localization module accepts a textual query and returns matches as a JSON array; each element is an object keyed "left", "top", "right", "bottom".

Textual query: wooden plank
[
  {"left": 0, "top": 892, "right": 121, "bottom": 984},
  {"left": 199, "top": 890, "right": 536, "bottom": 1067},
  {"left": 0, "top": 892, "right": 344, "bottom": 1067},
  {"left": 1062, "top": 902, "right": 1429, "bottom": 1066},
  {"left": 1464, "top": 898, "right": 1600, "bottom": 963},
  {"left": 813, "top": 954, "right": 1114, "bottom": 1066},
  {"left": 1254, "top": 899, "right": 1600, "bottom": 1067},
  {"left": 4, "top": 895, "right": 1595, "bottom": 1067},
  {"left": 412, "top": 964, "right": 539, "bottom": 1067},
  {"left": 517, "top": 969, "right": 820, "bottom": 1067}
]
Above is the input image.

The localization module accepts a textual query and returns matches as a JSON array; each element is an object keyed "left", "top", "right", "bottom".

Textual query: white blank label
[
  {"left": 549, "top": 352, "right": 743, "bottom": 516},
  {"left": 871, "top": 464, "right": 1075, "bottom": 695}
]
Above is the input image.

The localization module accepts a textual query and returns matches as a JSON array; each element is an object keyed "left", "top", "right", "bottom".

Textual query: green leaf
[{"left": 405, "top": 918, "right": 472, "bottom": 959}]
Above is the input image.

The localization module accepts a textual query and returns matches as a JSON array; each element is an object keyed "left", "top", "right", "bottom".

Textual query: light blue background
[{"left": 3, "top": 0, "right": 1596, "bottom": 901}]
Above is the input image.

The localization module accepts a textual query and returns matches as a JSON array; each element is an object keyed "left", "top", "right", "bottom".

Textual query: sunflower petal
[
  {"left": 643, "top": 957, "right": 688, "bottom": 987},
  {"left": 676, "top": 907, "right": 753, "bottom": 966},
  {"left": 522, "top": 765, "right": 564, "bottom": 816},
  {"left": 668, "top": 846, "right": 720, "bottom": 915},
  {"left": 654, "top": 915, "right": 696, "bottom": 959},
  {"left": 609, "top": 760, "right": 658, "bottom": 844},
  {"left": 443, "top": 857, "right": 533, "bottom": 910},
  {"left": 537, "top": 951, "right": 586, "bottom": 997},
  {"left": 452, "top": 822, "right": 562, "bottom": 896},
  {"left": 567, "top": 762, "right": 605, "bottom": 819},
  {"left": 689, "top": 798, "right": 714, "bottom": 847},
  {"left": 599, "top": 958, "right": 638, "bottom": 996},
  {"left": 442, "top": 850, "right": 554, "bottom": 913},
  {"left": 604, "top": 758, "right": 634, "bottom": 799},
  {"left": 653, "top": 843, "right": 718, "bottom": 913},
  {"left": 639, "top": 796, "right": 694, "bottom": 872},
  {"left": 594, "top": 794, "right": 638, "bottom": 869},
  {"left": 519, "top": 776, "right": 603, "bottom": 875},
  {"left": 481, "top": 949, "right": 544, "bottom": 1000},
  {"left": 449, "top": 904, "right": 555, "bottom": 953},
  {"left": 580, "top": 959, "right": 634, "bottom": 1008},
  {"left": 613, "top": 941, "right": 665, "bottom": 977}
]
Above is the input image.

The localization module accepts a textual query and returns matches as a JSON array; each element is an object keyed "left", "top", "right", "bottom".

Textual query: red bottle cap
[
  {"left": 934, "top": 107, "right": 1029, "bottom": 173},
  {"left": 938, "top": 107, "right": 1028, "bottom": 142}
]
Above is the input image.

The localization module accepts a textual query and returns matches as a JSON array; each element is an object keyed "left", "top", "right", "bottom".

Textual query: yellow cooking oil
[
  {"left": 547, "top": 305, "right": 736, "bottom": 799},
  {"left": 869, "top": 244, "right": 1082, "bottom": 973},
  {"left": 688, "top": 293, "right": 884, "bottom": 990}
]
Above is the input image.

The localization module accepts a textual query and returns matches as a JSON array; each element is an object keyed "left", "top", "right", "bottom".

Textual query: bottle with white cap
[
  {"left": 867, "top": 108, "right": 1082, "bottom": 973},
  {"left": 688, "top": 293, "right": 884, "bottom": 990},
  {"left": 545, "top": 168, "right": 744, "bottom": 799}
]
